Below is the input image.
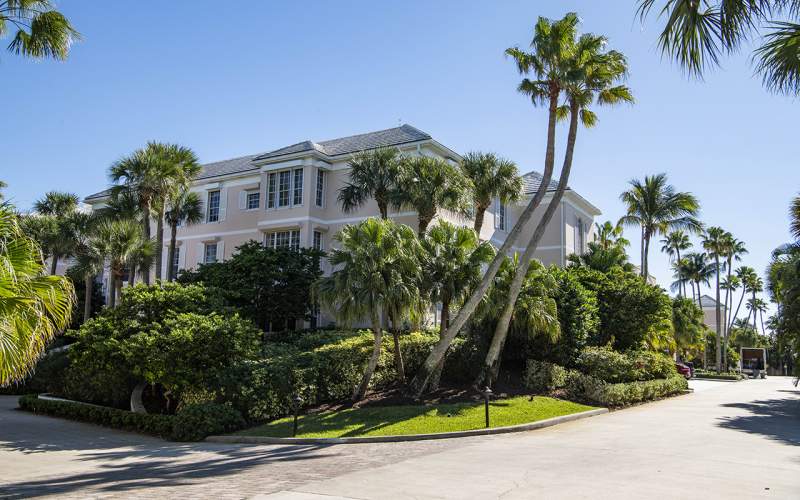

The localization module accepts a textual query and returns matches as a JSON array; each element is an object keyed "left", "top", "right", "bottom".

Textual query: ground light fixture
[
  {"left": 292, "top": 394, "right": 303, "bottom": 437},
  {"left": 481, "top": 386, "right": 493, "bottom": 428}
]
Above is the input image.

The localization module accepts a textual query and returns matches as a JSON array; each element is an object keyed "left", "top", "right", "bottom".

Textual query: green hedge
[
  {"left": 523, "top": 360, "right": 569, "bottom": 392},
  {"left": 567, "top": 373, "right": 688, "bottom": 406},
  {"left": 694, "top": 371, "right": 743, "bottom": 381},
  {"left": 576, "top": 346, "right": 676, "bottom": 383},
  {"left": 17, "top": 395, "right": 244, "bottom": 441}
]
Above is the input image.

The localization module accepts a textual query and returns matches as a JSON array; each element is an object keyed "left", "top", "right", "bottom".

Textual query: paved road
[{"left": 1, "top": 378, "right": 798, "bottom": 499}]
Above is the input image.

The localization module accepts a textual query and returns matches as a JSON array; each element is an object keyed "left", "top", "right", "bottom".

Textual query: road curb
[{"left": 206, "top": 407, "right": 609, "bottom": 445}]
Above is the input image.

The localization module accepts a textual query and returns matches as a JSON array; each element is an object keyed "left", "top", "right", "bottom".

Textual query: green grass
[{"left": 236, "top": 396, "right": 596, "bottom": 438}]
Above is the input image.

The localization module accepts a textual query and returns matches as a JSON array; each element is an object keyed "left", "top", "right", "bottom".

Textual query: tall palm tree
[
  {"left": 636, "top": 1, "right": 800, "bottom": 95},
  {"left": 68, "top": 211, "right": 103, "bottom": 323},
  {"left": 721, "top": 234, "right": 747, "bottom": 369},
  {"left": 165, "top": 190, "right": 203, "bottom": 281},
  {"left": 391, "top": 156, "right": 472, "bottom": 237},
  {"left": 1, "top": 0, "right": 80, "bottom": 61},
  {"left": 661, "top": 230, "right": 692, "bottom": 297},
  {"left": 619, "top": 174, "right": 701, "bottom": 278},
  {"left": 671, "top": 257, "right": 693, "bottom": 299},
  {"left": 684, "top": 252, "right": 714, "bottom": 310},
  {"left": 480, "top": 25, "right": 633, "bottom": 386},
  {"left": 745, "top": 275, "right": 764, "bottom": 331},
  {"left": 420, "top": 220, "right": 495, "bottom": 389},
  {"left": 594, "top": 220, "right": 629, "bottom": 250},
  {"left": 702, "top": 226, "right": 729, "bottom": 372},
  {"left": 0, "top": 204, "right": 74, "bottom": 386},
  {"left": 746, "top": 297, "right": 768, "bottom": 335},
  {"left": 411, "top": 13, "right": 590, "bottom": 395},
  {"left": 731, "top": 266, "right": 757, "bottom": 331},
  {"left": 315, "top": 218, "right": 420, "bottom": 400},
  {"left": 459, "top": 152, "right": 522, "bottom": 234},
  {"left": 338, "top": 148, "right": 401, "bottom": 220},
  {"left": 92, "top": 219, "right": 149, "bottom": 308},
  {"left": 32, "top": 191, "right": 79, "bottom": 275}
]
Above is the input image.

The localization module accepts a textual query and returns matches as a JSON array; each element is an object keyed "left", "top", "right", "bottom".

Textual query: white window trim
[{"left": 266, "top": 168, "right": 304, "bottom": 211}]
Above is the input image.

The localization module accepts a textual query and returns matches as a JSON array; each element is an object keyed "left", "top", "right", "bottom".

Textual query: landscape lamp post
[
  {"left": 292, "top": 394, "right": 303, "bottom": 437},
  {"left": 482, "top": 386, "right": 493, "bottom": 428}
]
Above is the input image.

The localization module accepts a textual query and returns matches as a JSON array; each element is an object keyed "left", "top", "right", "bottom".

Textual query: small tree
[
  {"left": 338, "top": 148, "right": 401, "bottom": 219},
  {"left": 460, "top": 152, "right": 522, "bottom": 234}
]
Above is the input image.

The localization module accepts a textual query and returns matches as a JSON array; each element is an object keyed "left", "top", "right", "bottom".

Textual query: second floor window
[
  {"left": 204, "top": 243, "right": 218, "bottom": 263},
  {"left": 315, "top": 169, "right": 325, "bottom": 207},
  {"left": 267, "top": 173, "right": 276, "bottom": 209},
  {"left": 266, "top": 169, "right": 304, "bottom": 209},
  {"left": 293, "top": 168, "right": 303, "bottom": 205},
  {"left": 207, "top": 190, "right": 220, "bottom": 223},
  {"left": 246, "top": 191, "right": 260, "bottom": 210},
  {"left": 278, "top": 171, "right": 291, "bottom": 207}
]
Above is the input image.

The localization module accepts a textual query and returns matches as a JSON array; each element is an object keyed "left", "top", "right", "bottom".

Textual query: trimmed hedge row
[
  {"left": 17, "top": 395, "right": 243, "bottom": 441},
  {"left": 693, "top": 372, "right": 743, "bottom": 381}
]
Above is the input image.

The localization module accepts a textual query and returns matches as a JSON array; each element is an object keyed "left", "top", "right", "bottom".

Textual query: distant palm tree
[
  {"left": 746, "top": 297, "right": 768, "bottom": 335},
  {"left": 703, "top": 226, "right": 730, "bottom": 372},
  {"left": 569, "top": 241, "right": 634, "bottom": 273},
  {"left": 721, "top": 234, "right": 747, "bottom": 369},
  {"left": 1, "top": 0, "right": 80, "bottom": 61},
  {"left": 460, "top": 152, "right": 522, "bottom": 234},
  {"left": 619, "top": 174, "right": 701, "bottom": 278},
  {"left": 594, "top": 220, "right": 629, "bottom": 250},
  {"left": 0, "top": 204, "right": 74, "bottom": 386},
  {"left": 420, "top": 220, "right": 494, "bottom": 389},
  {"left": 338, "top": 148, "right": 401, "bottom": 220},
  {"left": 683, "top": 252, "right": 714, "bottom": 310},
  {"left": 791, "top": 194, "right": 800, "bottom": 240},
  {"left": 92, "top": 219, "right": 149, "bottom": 307},
  {"left": 731, "top": 266, "right": 757, "bottom": 331},
  {"left": 165, "top": 190, "right": 203, "bottom": 281},
  {"left": 661, "top": 230, "right": 692, "bottom": 297},
  {"left": 315, "top": 218, "right": 420, "bottom": 400},
  {"left": 32, "top": 191, "right": 80, "bottom": 275},
  {"left": 0, "top": 180, "right": 6, "bottom": 201},
  {"left": 671, "top": 257, "right": 693, "bottom": 299},
  {"left": 744, "top": 275, "right": 764, "bottom": 332},
  {"left": 392, "top": 156, "right": 472, "bottom": 237}
]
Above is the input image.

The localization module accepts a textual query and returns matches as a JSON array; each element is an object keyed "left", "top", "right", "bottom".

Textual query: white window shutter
[
  {"left": 218, "top": 241, "right": 225, "bottom": 262},
  {"left": 218, "top": 188, "right": 227, "bottom": 222},
  {"left": 238, "top": 191, "right": 246, "bottom": 210},
  {"left": 196, "top": 242, "right": 205, "bottom": 265}
]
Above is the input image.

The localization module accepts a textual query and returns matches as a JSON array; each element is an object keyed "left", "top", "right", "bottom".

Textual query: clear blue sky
[{"left": 2, "top": 1, "right": 796, "bottom": 305}]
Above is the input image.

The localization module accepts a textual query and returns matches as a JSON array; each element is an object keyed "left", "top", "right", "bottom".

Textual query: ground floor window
[
  {"left": 313, "top": 230, "right": 323, "bottom": 251},
  {"left": 204, "top": 243, "right": 218, "bottom": 263},
  {"left": 265, "top": 230, "right": 300, "bottom": 250}
]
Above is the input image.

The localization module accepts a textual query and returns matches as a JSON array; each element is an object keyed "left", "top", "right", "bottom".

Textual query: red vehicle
[{"left": 675, "top": 362, "right": 692, "bottom": 379}]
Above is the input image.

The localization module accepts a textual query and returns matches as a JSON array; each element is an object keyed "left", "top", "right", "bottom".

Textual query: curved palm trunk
[
  {"left": 154, "top": 208, "right": 165, "bottom": 281},
  {"left": 473, "top": 206, "right": 488, "bottom": 234},
  {"left": 167, "top": 222, "right": 178, "bottom": 281},
  {"left": 730, "top": 287, "right": 746, "bottom": 332},
  {"left": 409, "top": 85, "right": 561, "bottom": 397},
  {"left": 353, "top": 310, "right": 383, "bottom": 401},
  {"left": 83, "top": 274, "right": 93, "bottom": 323},
  {"left": 49, "top": 253, "right": 59, "bottom": 275},
  {"left": 714, "top": 257, "right": 722, "bottom": 372},
  {"left": 479, "top": 98, "right": 580, "bottom": 387}
]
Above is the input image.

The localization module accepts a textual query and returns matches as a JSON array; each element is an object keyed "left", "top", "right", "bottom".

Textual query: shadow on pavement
[{"left": 717, "top": 396, "right": 800, "bottom": 447}]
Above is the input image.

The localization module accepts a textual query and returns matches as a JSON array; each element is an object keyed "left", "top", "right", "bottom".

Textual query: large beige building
[{"left": 84, "top": 125, "right": 601, "bottom": 323}]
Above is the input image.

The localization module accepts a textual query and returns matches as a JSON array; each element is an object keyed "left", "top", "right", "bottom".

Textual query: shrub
[
  {"left": 576, "top": 346, "right": 677, "bottom": 383},
  {"left": 171, "top": 403, "right": 245, "bottom": 441},
  {"left": 571, "top": 374, "right": 688, "bottom": 406},
  {"left": 523, "top": 360, "right": 569, "bottom": 392},
  {"left": 0, "top": 348, "right": 70, "bottom": 396}
]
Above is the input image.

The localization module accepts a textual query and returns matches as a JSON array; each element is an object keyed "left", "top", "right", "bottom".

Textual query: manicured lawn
[{"left": 236, "top": 396, "right": 596, "bottom": 438}]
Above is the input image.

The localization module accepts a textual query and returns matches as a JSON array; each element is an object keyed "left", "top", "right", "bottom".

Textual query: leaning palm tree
[
  {"left": 315, "top": 218, "right": 420, "bottom": 400},
  {"left": 338, "top": 148, "right": 401, "bottom": 220},
  {"left": 411, "top": 13, "right": 593, "bottom": 395},
  {"left": 0, "top": 204, "right": 74, "bottom": 386},
  {"left": 420, "top": 220, "right": 495, "bottom": 389},
  {"left": 391, "top": 155, "right": 472, "bottom": 237},
  {"left": 164, "top": 190, "right": 203, "bottom": 281},
  {"left": 661, "top": 230, "right": 692, "bottom": 297},
  {"left": 479, "top": 26, "right": 633, "bottom": 386},
  {"left": 32, "top": 191, "right": 79, "bottom": 275},
  {"left": 619, "top": 174, "right": 701, "bottom": 278},
  {"left": 92, "top": 218, "right": 149, "bottom": 308},
  {"left": 460, "top": 152, "right": 522, "bottom": 233},
  {"left": 1, "top": 0, "right": 80, "bottom": 61}
]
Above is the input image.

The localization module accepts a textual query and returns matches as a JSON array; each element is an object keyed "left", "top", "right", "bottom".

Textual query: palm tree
[
  {"left": 1, "top": 0, "right": 80, "bottom": 61},
  {"left": 619, "top": 174, "right": 701, "bottom": 278},
  {"left": 684, "top": 252, "right": 714, "bottom": 310},
  {"left": 0, "top": 180, "right": 6, "bottom": 201},
  {"left": 594, "top": 220, "right": 629, "bottom": 250},
  {"left": 0, "top": 204, "right": 74, "bottom": 386},
  {"left": 32, "top": 191, "right": 80, "bottom": 275},
  {"left": 720, "top": 234, "right": 747, "bottom": 369},
  {"left": 745, "top": 275, "right": 764, "bottom": 332},
  {"left": 411, "top": 12, "right": 594, "bottom": 395},
  {"left": 420, "top": 220, "right": 495, "bottom": 389},
  {"left": 671, "top": 257, "right": 693, "bottom": 299},
  {"left": 480, "top": 25, "right": 633, "bottom": 387},
  {"left": 459, "top": 152, "right": 522, "bottom": 234},
  {"left": 165, "top": 190, "right": 203, "bottom": 281},
  {"left": 703, "top": 226, "right": 730, "bottom": 372},
  {"left": 338, "top": 148, "right": 401, "bottom": 220},
  {"left": 68, "top": 211, "right": 103, "bottom": 323},
  {"left": 92, "top": 219, "right": 149, "bottom": 308},
  {"left": 791, "top": 194, "right": 800, "bottom": 240},
  {"left": 661, "top": 230, "right": 692, "bottom": 297},
  {"left": 315, "top": 218, "right": 420, "bottom": 400},
  {"left": 746, "top": 297, "right": 768, "bottom": 335},
  {"left": 391, "top": 156, "right": 472, "bottom": 237},
  {"left": 731, "top": 266, "right": 757, "bottom": 331},
  {"left": 569, "top": 241, "right": 634, "bottom": 273},
  {"left": 636, "top": 1, "right": 800, "bottom": 95}
]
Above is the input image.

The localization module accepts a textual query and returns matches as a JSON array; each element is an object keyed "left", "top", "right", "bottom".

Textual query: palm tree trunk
[
  {"left": 642, "top": 231, "right": 651, "bottom": 278},
  {"left": 83, "top": 274, "right": 93, "bottom": 323},
  {"left": 640, "top": 227, "right": 645, "bottom": 276},
  {"left": 408, "top": 84, "right": 561, "bottom": 397},
  {"left": 429, "top": 299, "right": 450, "bottom": 391},
  {"left": 167, "top": 222, "right": 178, "bottom": 281},
  {"left": 714, "top": 257, "right": 722, "bottom": 372},
  {"left": 473, "top": 207, "right": 486, "bottom": 234},
  {"left": 675, "top": 248, "right": 685, "bottom": 297},
  {"left": 129, "top": 263, "right": 136, "bottom": 286},
  {"left": 480, "top": 98, "right": 580, "bottom": 388},
  {"left": 378, "top": 201, "right": 388, "bottom": 220},
  {"left": 115, "top": 276, "right": 123, "bottom": 307},
  {"left": 759, "top": 309, "right": 766, "bottom": 336},
  {"left": 730, "top": 287, "right": 746, "bottom": 332},
  {"left": 141, "top": 204, "right": 151, "bottom": 285},
  {"left": 154, "top": 208, "right": 165, "bottom": 281},
  {"left": 50, "top": 253, "right": 59, "bottom": 275},
  {"left": 417, "top": 217, "right": 431, "bottom": 238},
  {"left": 353, "top": 310, "right": 382, "bottom": 401},
  {"left": 388, "top": 310, "right": 405, "bottom": 384},
  {"left": 108, "top": 274, "right": 116, "bottom": 308},
  {"left": 722, "top": 258, "right": 732, "bottom": 371}
]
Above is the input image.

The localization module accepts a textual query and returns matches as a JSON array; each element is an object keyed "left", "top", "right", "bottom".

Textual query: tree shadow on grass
[{"left": 716, "top": 397, "right": 800, "bottom": 447}]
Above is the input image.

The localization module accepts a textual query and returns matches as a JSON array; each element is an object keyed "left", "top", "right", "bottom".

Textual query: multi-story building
[{"left": 84, "top": 124, "right": 601, "bottom": 322}]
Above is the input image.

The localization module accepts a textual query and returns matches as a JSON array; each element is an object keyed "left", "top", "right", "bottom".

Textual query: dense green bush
[
  {"left": 694, "top": 370, "right": 743, "bottom": 380},
  {"left": 171, "top": 403, "right": 245, "bottom": 441},
  {"left": 576, "top": 346, "right": 677, "bottom": 383},
  {"left": 523, "top": 360, "right": 569, "bottom": 392},
  {"left": 568, "top": 374, "right": 688, "bottom": 406}
]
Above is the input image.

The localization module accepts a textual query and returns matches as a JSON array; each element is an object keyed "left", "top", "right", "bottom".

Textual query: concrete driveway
[{"left": 1, "top": 377, "right": 798, "bottom": 499}]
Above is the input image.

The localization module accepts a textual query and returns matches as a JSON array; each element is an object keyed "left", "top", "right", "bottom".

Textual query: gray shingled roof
[
  {"left": 254, "top": 124, "right": 431, "bottom": 160},
  {"left": 700, "top": 295, "right": 723, "bottom": 308},
  {"left": 522, "top": 171, "right": 563, "bottom": 194}
]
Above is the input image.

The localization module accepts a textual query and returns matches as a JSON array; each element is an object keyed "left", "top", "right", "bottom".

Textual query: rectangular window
[
  {"left": 266, "top": 230, "right": 301, "bottom": 250},
  {"left": 497, "top": 201, "right": 506, "bottom": 231},
  {"left": 278, "top": 171, "right": 291, "bottom": 207},
  {"left": 315, "top": 169, "right": 325, "bottom": 207},
  {"left": 267, "top": 173, "right": 276, "bottom": 209},
  {"left": 207, "top": 190, "right": 220, "bottom": 223},
  {"left": 171, "top": 247, "right": 180, "bottom": 279},
  {"left": 246, "top": 191, "right": 260, "bottom": 210},
  {"left": 293, "top": 168, "right": 304, "bottom": 206},
  {"left": 204, "top": 243, "right": 217, "bottom": 264},
  {"left": 313, "top": 230, "right": 323, "bottom": 251}
]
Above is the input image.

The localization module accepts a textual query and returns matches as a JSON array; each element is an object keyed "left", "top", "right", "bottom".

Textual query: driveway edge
[{"left": 206, "top": 407, "right": 609, "bottom": 445}]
